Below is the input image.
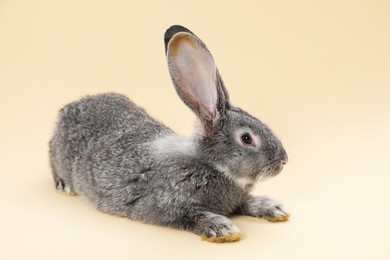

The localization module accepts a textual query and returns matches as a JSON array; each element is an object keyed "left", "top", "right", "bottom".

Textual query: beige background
[{"left": 1, "top": 0, "right": 389, "bottom": 259}]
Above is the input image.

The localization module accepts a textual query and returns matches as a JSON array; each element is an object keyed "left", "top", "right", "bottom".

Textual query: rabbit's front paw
[
  {"left": 241, "top": 196, "right": 290, "bottom": 222},
  {"left": 197, "top": 213, "right": 241, "bottom": 243}
]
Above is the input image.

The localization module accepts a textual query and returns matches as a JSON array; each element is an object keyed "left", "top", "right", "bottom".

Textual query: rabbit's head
[{"left": 165, "top": 25, "right": 287, "bottom": 187}]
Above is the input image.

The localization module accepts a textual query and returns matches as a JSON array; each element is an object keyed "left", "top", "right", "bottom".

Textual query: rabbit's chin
[{"left": 268, "top": 162, "right": 285, "bottom": 177}]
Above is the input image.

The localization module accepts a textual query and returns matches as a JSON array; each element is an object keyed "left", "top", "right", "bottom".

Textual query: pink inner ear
[{"left": 169, "top": 34, "right": 217, "bottom": 119}]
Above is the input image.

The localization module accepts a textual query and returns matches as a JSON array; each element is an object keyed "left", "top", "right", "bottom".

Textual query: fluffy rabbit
[{"left": 49, "top": 25, "right": 289, "bottom": 243}]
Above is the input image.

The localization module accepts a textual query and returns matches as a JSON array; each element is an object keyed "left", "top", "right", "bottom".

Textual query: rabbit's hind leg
[
  {"left": 50, "top": 163, "right": 77, "bottom": 196},
  {"left": 55, "top": 178, "right": 77, "bottom": 196}
]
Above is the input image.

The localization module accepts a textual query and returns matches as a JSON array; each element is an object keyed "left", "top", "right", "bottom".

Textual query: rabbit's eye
[{"left": 241, "top": 133, "right": 253, "bottom": 145}]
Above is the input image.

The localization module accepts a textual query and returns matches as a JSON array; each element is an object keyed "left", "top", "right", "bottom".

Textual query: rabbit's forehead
[{"left": 226, "top": 110, "right": 266, "bottom": 135}]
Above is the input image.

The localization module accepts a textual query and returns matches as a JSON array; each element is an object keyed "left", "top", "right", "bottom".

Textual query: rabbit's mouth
[
  {"left": 273, "top": 163, "right": 284, "bottom": 175},
  {"left": 266, "top": 162, "right": 285, "bottom": 177}
]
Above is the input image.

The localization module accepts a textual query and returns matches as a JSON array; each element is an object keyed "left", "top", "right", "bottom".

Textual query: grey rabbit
[{"left": 49, "top": 25, "right": 289, "bottom": 243}]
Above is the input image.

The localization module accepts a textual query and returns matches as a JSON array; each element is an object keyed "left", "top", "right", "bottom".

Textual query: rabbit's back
[
  {"left": 49, "top": 93, "right": 172, "bottom": 200},
  {"left": 52, "top": 93, "right": 170, "bottom": 153}
]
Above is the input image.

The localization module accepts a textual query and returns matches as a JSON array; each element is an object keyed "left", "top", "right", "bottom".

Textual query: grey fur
[{"left": 49, "top": 25, "right": 289, "bottom": 241}]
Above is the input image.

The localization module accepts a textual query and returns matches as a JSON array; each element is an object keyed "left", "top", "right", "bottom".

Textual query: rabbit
[{"left": 49, "top": 25, "right": 289, "bottom": 243}]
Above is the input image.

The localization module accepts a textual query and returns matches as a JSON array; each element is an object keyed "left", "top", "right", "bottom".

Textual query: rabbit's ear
[{"left": 166, "top": 26, "right": 229, "bottom": 131}]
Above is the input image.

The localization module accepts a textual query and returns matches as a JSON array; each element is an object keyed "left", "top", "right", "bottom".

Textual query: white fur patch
[
  {"left": 215, "top": 164, "right": 253, "bottom": 188},
  {"left": 64, "top": 185, "right": 72, "bottom": 194},
  {"left": 150, "top": 134, "right": 198, "bottom": 159}
]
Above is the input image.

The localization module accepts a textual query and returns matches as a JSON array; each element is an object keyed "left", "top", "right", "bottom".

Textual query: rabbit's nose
[{"left": 279, "top": 148, "right": 288, "bottom": 165}]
